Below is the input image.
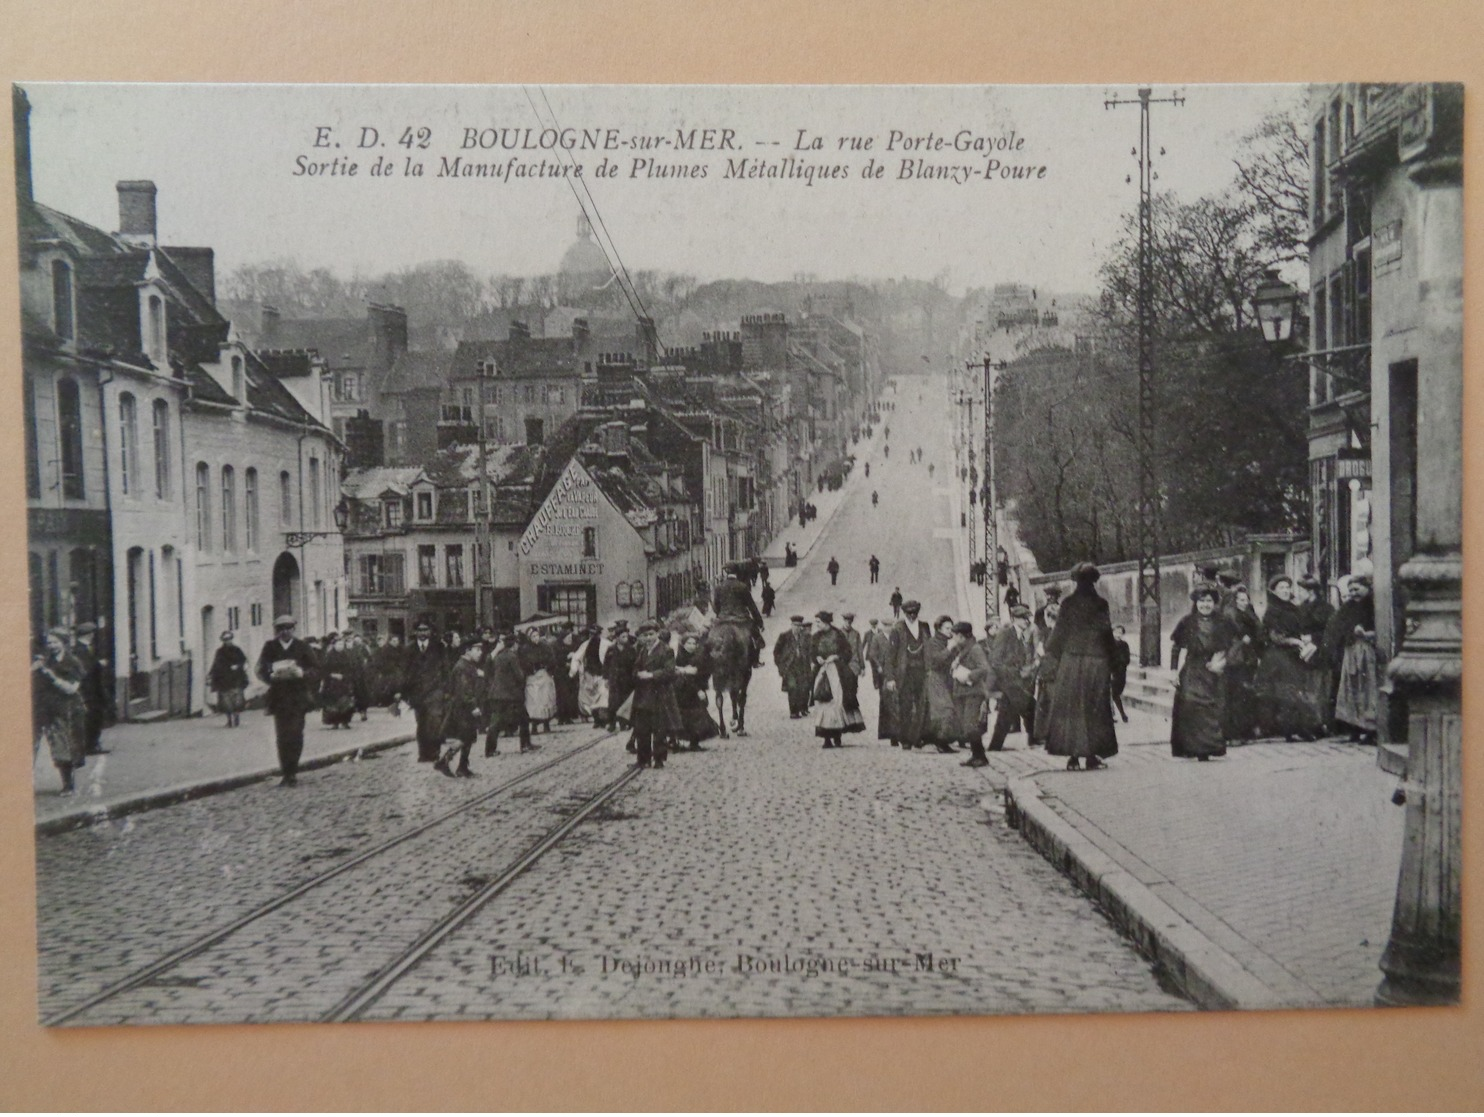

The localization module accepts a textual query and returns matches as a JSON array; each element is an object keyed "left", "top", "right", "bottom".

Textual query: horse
[{"left": 704, "top": 619, "right": 752, "bottom": 738}]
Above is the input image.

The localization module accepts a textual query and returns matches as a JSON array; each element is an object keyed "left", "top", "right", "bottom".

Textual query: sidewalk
[
  {"left": 32, "top": 708, "right": 416, "bottom": 835},
  {"left": 946, "top": 466, "right": 1404, "bottom": 1010},
  {"left": 763, "top": 424, "right": 880, "bottom": 597},
  {"left": 976, "top": 735, "right": 1404, "bottom": 1010}
]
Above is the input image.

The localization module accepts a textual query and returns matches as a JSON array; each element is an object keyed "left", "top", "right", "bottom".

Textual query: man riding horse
[{"left": 713, "top": 561, "right": 765, "bottom": 667}]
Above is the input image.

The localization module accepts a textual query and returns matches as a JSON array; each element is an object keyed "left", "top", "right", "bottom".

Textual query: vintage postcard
[{"left": 17, "top": 81, "right": 1462, "bottom": 1028}]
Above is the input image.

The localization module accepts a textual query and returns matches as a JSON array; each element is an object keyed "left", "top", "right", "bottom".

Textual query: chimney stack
[
  {"left": 261, "top": 304, "right": 282, "bottom": 345},
  {"left": 116, "top": 180, "right": 158, "bottom": 245},
  {"left": 13, "top": 87, "right": 32, "bottom": 205}
]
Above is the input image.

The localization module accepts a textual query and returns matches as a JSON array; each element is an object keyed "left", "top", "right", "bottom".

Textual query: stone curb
[
  {"left": 35, "top": 733, "right": 416, "bottom": 838},
  {"left": 998, "top": 775, "right": 1290, "bottom": 1012}
]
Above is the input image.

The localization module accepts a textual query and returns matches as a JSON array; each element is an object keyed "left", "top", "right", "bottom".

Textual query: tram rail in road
[{"left": 41, "top": 729, "right": 628, "bottom": 1028}]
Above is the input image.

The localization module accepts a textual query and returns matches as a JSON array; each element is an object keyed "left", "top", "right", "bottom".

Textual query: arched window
[
  {"left": 221, "top": 465, "right": 237, "bottom": 553},
  {"left": 280, "top": 470, "right": 293, "bottom": 527},
  {"left": 57, "top": 378, "right": 84, "bottom": 499},
  {"left": 146, "top": 294, "right": 166, "bottom": 363},
  {"left": 51, "top": 259, "right": 74, "bottom": 341},
  {"left": 151, "top": 399, "right": 171, "bottom": 498},
  {"left": 244, "top": 468, "right": 259, "bottom": 552},
  {"left": 231, "top": 355, "right": 245, "bottom": 402},
  {"left": 195, "top": 463, "right": 211, "bottom": 551},
  {"left": 118, "top": 392, "right": 138, "bottom": 495}
]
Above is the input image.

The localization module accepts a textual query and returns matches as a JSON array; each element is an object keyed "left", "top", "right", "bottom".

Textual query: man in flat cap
[
  {"left": 978, "top": 604, "right": 1040, "bottom": 758},
  {"left": 483, "top": 629, "right": 531, "bottom": 755},
  {"left": 630, "top": 621, "right": 682, "bottom": 769},
  {"left": 861, "top": 618, "right": 889, "bottom": 691},
  {"left": 883, "top": 599, "right": 931, "bottom": 748},
  {"left": 838, "top": 612, "right": 864, "bottom": 681},
  {"left": 255, "top": 615, "right": 319, "bottom": 786},
  {"left": 948, "top": 621, "right": 992, "bottom": 764},
  {"left": 773, "top": 615, "right": 814, "bottom": 718}
]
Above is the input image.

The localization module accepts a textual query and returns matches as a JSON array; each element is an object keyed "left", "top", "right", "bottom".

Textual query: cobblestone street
[{"left": 35, "top": 385, "right": 1186, "bottom": 1026}]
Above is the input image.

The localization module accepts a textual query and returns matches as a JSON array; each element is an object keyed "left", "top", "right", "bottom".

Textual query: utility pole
[
  {"left": 475, "top": 359, "right": 493, "bottom": 629},
  {"left": 1106, "top": 85, "right": 1182, "bottom": 667}
]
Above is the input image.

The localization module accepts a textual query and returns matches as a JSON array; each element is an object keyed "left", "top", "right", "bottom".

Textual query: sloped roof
[
  {"left": 452, "top": 336, "right": 579, "bottom": 380},
  {"left": 382, "top": 349, "right": 456, "bottom": 395},
  {"left": 262, "top": 316, "right": 370, "bottom": 367},
  {"left": 342, "top": 466, "right": 423, "bottom": 500}
]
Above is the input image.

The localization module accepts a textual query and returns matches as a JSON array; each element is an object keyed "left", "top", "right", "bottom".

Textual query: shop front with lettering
[{"left": 517, "top": 459, "right": 652, "bottom": 630}]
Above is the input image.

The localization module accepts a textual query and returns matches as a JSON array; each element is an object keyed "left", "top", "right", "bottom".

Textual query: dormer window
[
  {"left": 51, "top": 259, "right": 74, "bottom": 341},
  {"left": 231, "top": 356, "right": 245, "bottom": 401},
  {"left": 383, "top": 498, "right": 403, "bottom": 529},
  {"left": 415, "top": 489, "right": 434, "bottom": 521},
  {"left": 146, "top": 294, "right": 166, "bottom": 364}
]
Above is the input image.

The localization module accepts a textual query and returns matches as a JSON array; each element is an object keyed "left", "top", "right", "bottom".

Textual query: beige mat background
[{"left": 0, "top": 0, "right": 1480, "bottom": 1109}]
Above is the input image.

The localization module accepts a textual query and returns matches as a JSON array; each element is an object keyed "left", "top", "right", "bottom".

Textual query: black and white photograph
[{"left": 16, "top": 80, "right": 1463, "bottom": 1029}]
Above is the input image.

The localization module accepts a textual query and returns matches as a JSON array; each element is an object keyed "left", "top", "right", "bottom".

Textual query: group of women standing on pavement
[{"left": 1169, "top": 571, "right": 1379, "bottom": 761}]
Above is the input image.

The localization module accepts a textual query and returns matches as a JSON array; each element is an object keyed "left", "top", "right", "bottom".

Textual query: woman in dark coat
[
  {"left": 811, "top": 612, "right": 865, "bottom": 748},
  {"left": 1325, "top": 575, "right": 1379, "bottom": 741},
  {"left": 673, "top": 634, "right": 719, "bottom": 750},
  {"left": 554, "top": 628, "right": 582, "bottom": 724},
  {"left": 923, "top": 615, "right": 960, "bottom": 752},
  {"left": 1042, "top": 564, "right": 1118, "bottom": 769},
  {"left": 207, "top": 631, "right": 250, "bottom": 728},
  {"left": 318, "top": 635, "right": 358, "bottom": 728},
  {"left": 436, "top": 642, "right": 486, "bottom": 777},
  {"left": 1221, "top": 584, "right": 1264, "bottom": 743},
  {"left": 1170, "top": 584, "right": 1241, "bottom": 760},
  {"left": 1258, "top": 575, "right": 1323, "bottom": 740},
  {"left": 32, "top": 629, "right": 88, "bottom": 793}
]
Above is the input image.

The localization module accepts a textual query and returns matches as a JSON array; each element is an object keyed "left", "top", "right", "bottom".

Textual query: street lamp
[
  {"left": 284, "top": 499, "right": 348, "bottom": 548},
  {"left": 1251, "top": 269, "right": 1301, "bottom": 345}
]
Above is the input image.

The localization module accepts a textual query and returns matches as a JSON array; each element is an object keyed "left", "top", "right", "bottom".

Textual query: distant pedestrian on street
[
  {"left": 774, "top": 615, "right": 814, "bottom": 718},
  {"left": 761, "top": 580, "right": 776, "bottom": 617},
  {"left": 1109, "top": 624, "right": 1131, "bottom": 723},
  {"left": 827, "top": 556, "right": 841, "bottom": 585},
  {"left": 928, "top": 463, "right": 934, "bottom": 478},
  {"left": 864, "top": 462, "right": 870, "bottom": 478},
  {"left": 889, "top": 586, "right": 903, "bottom": 619},
  {"left": 208, "top": 630, "right": 249, "bottom": 728},
  {"left": 1042, "top": 563, "right": 1119, "bottom": 771},
  {"left": 868, "top": 554, "right": 880, "bottom": 583},
  {"left": 255, "top": 616, "right": 319, "bottom": 787},
  {"left": 401, "top": 621, "right": 448, "bottom": 762},
  {"left": 883, "top": 444, "right": 889, "bottom": 460},
  {"left": 32, "top": 628, "right": 87, "bottom": 794}
]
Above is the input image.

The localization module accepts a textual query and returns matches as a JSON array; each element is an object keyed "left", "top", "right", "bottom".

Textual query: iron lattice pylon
[{"left": 1107, "top": 86, "right": 1182, "bottom": 666}]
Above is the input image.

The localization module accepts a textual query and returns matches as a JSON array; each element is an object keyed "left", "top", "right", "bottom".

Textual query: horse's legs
[
  {"left": 714, "top": 686, "right": 729, "bottom": 739},
  {"left": 734, "top": 677, "right": 750, "bottom": 736}
]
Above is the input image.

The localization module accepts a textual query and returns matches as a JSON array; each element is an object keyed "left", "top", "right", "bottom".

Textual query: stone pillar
[{"left": 1375, "top": 146, "right": 1463, "bottom": 1007}]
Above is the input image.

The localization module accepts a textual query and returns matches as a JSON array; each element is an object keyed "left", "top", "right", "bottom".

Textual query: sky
[{"left": 21, "top": 83, "right": 1305, "bottom": 297}]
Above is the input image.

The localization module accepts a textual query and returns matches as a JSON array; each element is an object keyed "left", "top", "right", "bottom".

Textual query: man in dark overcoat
[
  {"left": 949, "top": 622, "right": 993, "bottom": 765},
  {"left": 838, "top": 613, "right": 864, "bottom": 679},
  {"left": 773, "top": 615, "right": 814, "bottom": 718},
  {"left": 483, "top": 631, "right": 531, "bottom": 754},
  {"left": 401, "top": 620, "right": 448, "bottom": 761},
  {"left": 882, "top": 599, "right": 931, "bottom": 747},
  {"left": 72, "top": 621, "right": 111, "bottom": 754},
  {"left": 713, "top": 561, "right": 766, "bottom": 666},
  {"left": 862, "top": 618, "right": 889, "bottom": 691},
  {"left": 255, "top": 615, "right": 320, "bottom": 786},
  {"left": 605, "top": 624, "right": 638, "bottom": 729},
  {"left": 630, "top": 621, "right": 682, "bottom": 768},
  {"left": 983, "top": 605, "right": 1039, "bottom": 752}
]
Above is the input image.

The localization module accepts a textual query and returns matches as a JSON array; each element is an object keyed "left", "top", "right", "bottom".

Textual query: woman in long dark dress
[
  {"left": 673, "top": 634, "right": 719, "bottom": 750},
  {"left": 923, "top": 615, "right": 960, "bottom": 752},
  {"left": 1170, "top": 584, "right": 1241, "bottom": 760},
  {"left": 1259, "top": 575, "right": 1324, "bottom": 740},
  {"left": 32, "top": 629, "right": 88, "bottom": 793},
  {"left": 1325, "top": 575, "right": 1379, "bottom": 741},
  {"left": 318, "top": 635, "right": 358, "bottom": 728},
  {"left": 1221, "top": 584, "right": 1264, "bottom": 743},
  {"left": 207, "top": 631, "right": 250, "bottom": 728},
  {"left": 1043, "top": 564, "right": 1118, "bottom": 770}
]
